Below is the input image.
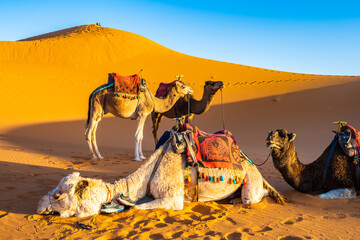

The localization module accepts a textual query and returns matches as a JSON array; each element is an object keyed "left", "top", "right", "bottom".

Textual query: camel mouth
[{"left": 266, "top": 141, "right": 281, "bottom": 149}]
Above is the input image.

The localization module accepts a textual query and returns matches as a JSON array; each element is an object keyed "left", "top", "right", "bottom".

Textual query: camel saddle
[
  {"left": 108, "top": 73, "right": 146, "bottom": 95},
  {"left": 180, "top": 124, "right": 250, "bottom": 169},
  {"left": 155, "top": 80, "right": 178, "bottom": 99}
]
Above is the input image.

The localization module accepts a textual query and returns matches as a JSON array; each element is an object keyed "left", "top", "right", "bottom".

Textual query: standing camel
[
  {"left": 85, "top": 79, "right": 193, "bottom": 161},
  {"left": 151, "top": 81, "right": 223, "bottom": 144}
]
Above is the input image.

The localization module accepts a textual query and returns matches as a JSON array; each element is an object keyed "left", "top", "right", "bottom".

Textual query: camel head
[
  {"left": 204, "top": 81, "right": 224, "bottom": 94},
  {"left": 266, "top": 129, "right": 296, "bottom": 159},
  {"left": 37, "top": 172, "right": 98, "bottom": 217},
  {"left": 172, "top": 81, "right": 194, "bottom": 98}
]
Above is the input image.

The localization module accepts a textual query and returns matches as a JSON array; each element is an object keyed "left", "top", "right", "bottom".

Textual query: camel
[
  {"left": 85, "top": 80, "right": 193, "bottom": 161},
  {"left": 266, "top": 129, "right": 358, "bottom": 199},
  {"left": 38, "top": 132, "right": 285, "bottom": 217},
  {"left": 151, "top": 81, "right": 224, "bottom": 144}
]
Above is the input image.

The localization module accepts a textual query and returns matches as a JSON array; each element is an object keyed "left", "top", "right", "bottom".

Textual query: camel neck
[
  {"left": 191, "top": 87, "right": 215, "bottom": 114},
  {"left": 114, "top": 145, "right": 168, "bottom": 201},
  {"left": 274, "top": 143, "right": 307, "bottom": 192}
]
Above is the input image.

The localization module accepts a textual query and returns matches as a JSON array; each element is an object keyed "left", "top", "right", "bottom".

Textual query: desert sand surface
[{"left": 1, "top": 24, "right": 360, "bottom": 239}]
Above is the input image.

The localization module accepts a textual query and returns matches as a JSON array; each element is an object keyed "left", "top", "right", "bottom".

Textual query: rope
[
  {"left": 253, "top": 152, "right": 271, "bottom": 167},
  {"left": 220, "top": 88, "right": 226, "bottom": 130},
  {"left": 77, "top": 216, "right": 94, "bottom": 230},
  {"left": 187, "top": 93, "right": 190, "bottom": 123}
]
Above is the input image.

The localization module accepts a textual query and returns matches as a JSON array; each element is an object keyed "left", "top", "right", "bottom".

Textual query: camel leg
[
  {"left": 134, "top": 116, "right": 147, "bottom": 161},
  {"left": 135, "top": 196, "right": 184, "bottom": 210},
  {"left": 152, "top": 113, "right": 163, "bottom": 145},
  {"left": 318, "top": 188, "right": 356, "bottom": 199},
  {"left": 85, "top": 120, "right": 98, "bottom": 159},
  {"left": 85, "top": 94, "right": 104, "bottom": 159},
  {"left": 241, "top": 169, "right": 267, "bottom": 204},
  {"left": 92, "top": 120, "right": 103, "bottom": 159}
]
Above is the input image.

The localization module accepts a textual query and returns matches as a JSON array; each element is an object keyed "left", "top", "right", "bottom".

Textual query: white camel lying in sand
[{"left": 38, "top": 133, "right": 285, "bottom": 217}]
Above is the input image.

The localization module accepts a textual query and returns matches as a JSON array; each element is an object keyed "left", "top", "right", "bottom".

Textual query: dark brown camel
[
  {"left": 151, "top": 81, "right": 224, "bottom": 144},
  {"left": 266, "top": 129, "right": 357, "bottom": 199}
]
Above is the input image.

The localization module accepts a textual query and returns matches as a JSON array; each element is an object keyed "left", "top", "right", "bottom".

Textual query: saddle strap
[
  {"left": 355, "top": 151, "right": 360, "bottom": 192},
  {"left": 322, "top": 137, "right": 338, "bottom": 189},
  {"left": 146, "top": 141, "right": 169, "bottom": 196}
]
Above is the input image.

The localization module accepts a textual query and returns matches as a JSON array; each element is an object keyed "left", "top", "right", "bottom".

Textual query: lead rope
[
  {"left": 187, "top": 93, "right": 190, "bottom": 123},
  {"left": 221, "top": 88, "right": 226, "bottom": 130}
]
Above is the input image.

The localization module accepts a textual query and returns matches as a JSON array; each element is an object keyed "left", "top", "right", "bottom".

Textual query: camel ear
[
  {"left": 288, "top": 133, "right": 296, "bottom": 142},
  {"left": 75, "top": 180, "right": 89, "bottom": 199},
  {"left": 72, "top": 172, "right": 80, "bottom": 177}
]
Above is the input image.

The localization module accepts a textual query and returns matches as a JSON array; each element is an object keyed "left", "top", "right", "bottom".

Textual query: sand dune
[{"left": 0, "top": 24, "right": 360, "bottom": 239}]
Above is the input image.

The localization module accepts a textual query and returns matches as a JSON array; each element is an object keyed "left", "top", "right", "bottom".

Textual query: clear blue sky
[{"left": 0, "top": 0, "right": 359, "bottom": 75}]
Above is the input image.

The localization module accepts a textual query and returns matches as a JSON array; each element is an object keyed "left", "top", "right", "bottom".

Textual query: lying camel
[
  {"left": 38, "top": 132, "right": 285, "bottom": 217},
  {"left": 266, "top": 129, "right": 358, "bottom": 199}
]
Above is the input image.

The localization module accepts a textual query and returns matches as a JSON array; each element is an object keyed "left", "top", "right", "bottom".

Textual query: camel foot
[
  {"left": 140, "top": 155, "right": 146, "bottom": 160},
  {"left": 133, "top": 158, "right": 143, "bottom": 162}
]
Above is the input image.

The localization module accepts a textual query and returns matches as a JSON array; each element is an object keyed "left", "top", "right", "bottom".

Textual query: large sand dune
[{"left": 0, "top": 24, "right": 360, "bottom": 239}]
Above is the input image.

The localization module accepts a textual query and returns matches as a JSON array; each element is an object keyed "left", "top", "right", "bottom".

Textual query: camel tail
[
  {"left": 262, "top": 178, "right": 286, "bottom": 205},
  {"left": 85, "top": 84, "right": 109, "bottom": 129}
]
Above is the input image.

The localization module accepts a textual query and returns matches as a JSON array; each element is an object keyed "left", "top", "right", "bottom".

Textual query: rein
[
  {"left": 220, "top": 88, "right": 226, "bottom": 130},
  {"left": 253, "top": 152, "right": 271, "bottom": 167}
]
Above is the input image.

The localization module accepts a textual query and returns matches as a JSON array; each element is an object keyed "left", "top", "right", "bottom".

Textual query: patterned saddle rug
[
  {"left": 181, "top": 124, "right": 251, "bottom": 169},
  {"left": 155, "top": 80, "right": 178, "bottom": 99},
  {"left": 109, "top": 73, "right": 141, "bottom": 97}
]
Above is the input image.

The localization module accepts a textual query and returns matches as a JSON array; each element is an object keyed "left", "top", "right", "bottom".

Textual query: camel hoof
[
  {"left": 140, "top": 155, "right": 146, "bottom": 160},
  {"left": 134, "top": 158, "right": 143, "bottom": 162}
]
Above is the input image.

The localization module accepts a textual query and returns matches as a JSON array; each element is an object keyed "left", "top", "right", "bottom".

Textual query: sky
[{"left": 0, "top": 0, "right": 359, "bottom": 75}]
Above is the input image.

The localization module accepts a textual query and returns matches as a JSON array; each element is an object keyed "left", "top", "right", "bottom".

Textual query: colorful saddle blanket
[
  {"left": 182, "top": 124, "right": 250, "bottom": 169},
  {"left": 110, "top": 73, "right": 141, "bottom": 95},
  {"left": 155, "top": 80, "right": 178, "bottom": 98}
]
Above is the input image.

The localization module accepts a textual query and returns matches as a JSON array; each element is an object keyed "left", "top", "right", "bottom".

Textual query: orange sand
[{"left": 1, "top": 24, "right": 360, "bottom": 239}]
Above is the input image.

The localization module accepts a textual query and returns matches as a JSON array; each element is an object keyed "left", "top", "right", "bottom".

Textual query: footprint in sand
[
  {"left": 171, "top": 231, "right": 184, "bottom": 238},
  {"left": 242, "top": 225, "right": 273, "bottom": 236},
  {"left": 322, "top": 213, "right": 346, "bottom": 219},
  {"left": 278, "top": 236, "right": 313, "bottom": 240},
  {"left": 149, "top": 233, "right": 164, "bottom": 240},
  {"left": 281, "top": 215, "right": 304, "bottom": 225},
  {"left": 225, "top": 232, "right": 243, "bottom": 240}
]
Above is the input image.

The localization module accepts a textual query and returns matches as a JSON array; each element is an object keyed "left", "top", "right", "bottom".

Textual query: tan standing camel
[
  {"left": 38, "top": 132, "right": 285, "bottom": 217},
  {"left": 85, "top": 80, "right": 193, "bottom": 161},
  {"left": 151, "top": 81, "right": 224, "bottom": 144}
]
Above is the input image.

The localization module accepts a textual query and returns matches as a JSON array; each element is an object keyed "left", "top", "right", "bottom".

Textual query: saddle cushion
[
  {"left": 155, "top": 80, "right": 178, "bottom": 98},
  {"left": 182, "top": 124, "right": 248, "bottom": 169},
  {"left": 110, "top": 73, "right": 141, "bottom": 95}
]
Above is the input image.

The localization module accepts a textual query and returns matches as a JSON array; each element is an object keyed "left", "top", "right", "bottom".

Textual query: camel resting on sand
[
  {"left": 38, "top": 132, "right": 285, "bottom": 217},
  {"left": 266, "top": 129, "right": 359, "bottom": 199},
  {"left": 151, "top": 81, "right": 224, "bottom": 144},
  {"left": 85, "top": 79, "right": 193, "bottom": 161}
]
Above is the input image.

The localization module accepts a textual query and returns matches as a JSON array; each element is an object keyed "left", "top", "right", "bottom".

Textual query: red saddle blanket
[
  {"left": 181, "top": 124, "right": 248, "bottom": 169},
  {"left": 346, "top": 125, "right": 360, "bottom": 154},
  {"left": 111, "top": 73, "right": 141, "bottom": 95},
  {"left": 155, "top": 80, "right": 178, "bottom": 98}
]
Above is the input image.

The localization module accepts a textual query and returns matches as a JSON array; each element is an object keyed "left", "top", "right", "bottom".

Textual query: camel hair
[
  {"left": 151, "top": 81, "right": 224, "bottom": 144},
  {"left": 266, "top": 129, "right": 358, "bottom": 199},
  {"left": 85, "top": 80, "right": 193, "bottom": 161},
  {"left": 38, "top": 133, "right": 285, "bottom": 217}
]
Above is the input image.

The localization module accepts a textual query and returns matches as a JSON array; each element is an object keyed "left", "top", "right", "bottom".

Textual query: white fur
[
  {"left": 318, "top": 188, "right": 356, "bottom": 199},
  {"left": 38, "top": 142, "right": 281, "bottom": 217}
]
